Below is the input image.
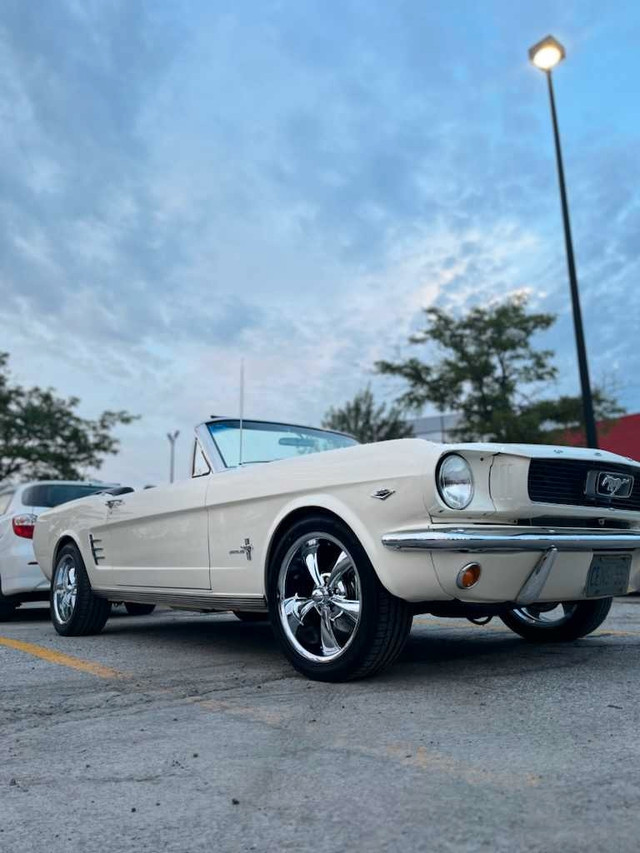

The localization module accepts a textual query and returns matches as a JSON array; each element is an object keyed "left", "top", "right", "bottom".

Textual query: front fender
[{"left": 263, "top": 490, "right": 450, "bottom": 603}]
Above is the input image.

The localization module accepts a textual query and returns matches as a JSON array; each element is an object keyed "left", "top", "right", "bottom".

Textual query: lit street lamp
[
  {"left": 528, "top": 35, "right": 598, "bottom": 448},
  {"left": 167, "top": 430, "right": 180, "bottom": 483}
]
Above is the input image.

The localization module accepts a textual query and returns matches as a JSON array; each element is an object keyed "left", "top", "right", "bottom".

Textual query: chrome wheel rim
[
  {"left": 510, "top": 603, "right": 577, "bottom": 627},
  {"left": 277, "top": 533, "right": 362, "bottom": 664},
  {"left": 53, "top": 555, "right": 78, "bottom": 624}
]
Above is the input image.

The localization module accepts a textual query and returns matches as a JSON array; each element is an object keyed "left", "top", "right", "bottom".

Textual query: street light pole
[
  {"left": 529, "top": 35, "right": 598, "bottom": 448},
  {"left": 167, "top": 430, "right": 180, "bottom": 483}
]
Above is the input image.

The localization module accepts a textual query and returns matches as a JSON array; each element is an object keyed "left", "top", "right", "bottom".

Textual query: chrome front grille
[{"left": 528, "top": 458, "right": 640, "bottom": 512}]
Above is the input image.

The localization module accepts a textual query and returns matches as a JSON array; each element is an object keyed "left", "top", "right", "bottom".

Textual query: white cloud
[{"left": 1, "top": 0, "right": 639, "bottom": 485}]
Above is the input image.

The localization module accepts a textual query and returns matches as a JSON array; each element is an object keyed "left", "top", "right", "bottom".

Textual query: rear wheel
[
  {"left": 500, "top": 598, "right": 613, "bottom": 642},
  {"left": 233, "top": 611, "right": 269, "bottom": 622},
  {"left": 124, "top": 603, "right": 156, "bottom": 616},
  {"left": 51, "top": 543, "right": 111, "bottom": 636},
  {"left": 268, "top": 515, "right": 412, "bottom": 682}
]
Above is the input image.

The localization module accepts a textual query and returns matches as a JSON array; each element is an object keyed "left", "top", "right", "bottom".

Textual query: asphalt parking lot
[{"left": 2, "top": 600, "right": 640, "bottom": 853}]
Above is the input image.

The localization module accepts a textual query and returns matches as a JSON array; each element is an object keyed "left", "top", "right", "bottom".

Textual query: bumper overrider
[{"left": 382, "top": 527, "right": 640, "bottom": 605}]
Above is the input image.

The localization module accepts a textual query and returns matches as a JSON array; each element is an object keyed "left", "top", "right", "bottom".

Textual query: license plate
[{"left": 585, "top": 554, "right": 632, "bottom": 597}]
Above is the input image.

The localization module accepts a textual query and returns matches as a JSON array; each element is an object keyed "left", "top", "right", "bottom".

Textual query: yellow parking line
[{"left": 0, "top": 636, "right": 126, "bottom": 680}]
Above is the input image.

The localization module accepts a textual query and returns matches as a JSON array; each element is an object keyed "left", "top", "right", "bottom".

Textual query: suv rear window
[{"left": 22, "top": 484, "right": 106, "bottom": 508}]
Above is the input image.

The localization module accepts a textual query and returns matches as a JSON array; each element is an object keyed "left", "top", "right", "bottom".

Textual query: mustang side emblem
[
  {"left": 585, "top": 470, "right": 634, "bottom": 500},
  {"left": 371, "top": 488, "right": 396, "bottom": 501},
  {"left": 229, "top": 538, "right": 253, "bottom": 561}
]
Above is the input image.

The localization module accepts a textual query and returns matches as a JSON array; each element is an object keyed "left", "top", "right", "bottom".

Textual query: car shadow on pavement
[
  {"left": 98, "top": 611, "right": 635, "bottom": 683},
  {"left": 105, "top": 612, "right": 285, "bottom": 663},
  {"left": 391, "top": 619, "right": 638, "bottom": 684},
  {"left": 10, "top": 605, "right": 51, "bottom": 622},
  {"left": 7, "top": 608, "right": 635, "bottom": 685}
]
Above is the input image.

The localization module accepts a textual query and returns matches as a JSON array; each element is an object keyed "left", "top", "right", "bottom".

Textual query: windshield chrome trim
[
  {"left": 206, "top": 415, "right": 355, "bottom": 443},
  {"left": 195, "top": 417, "right": 357, "bottom": 473}
]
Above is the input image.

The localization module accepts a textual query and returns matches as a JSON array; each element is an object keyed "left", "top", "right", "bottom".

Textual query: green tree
[
  {"left": 323, "top": 386, "right": 413, "bottom": 443},
  {"left": 0, "top": 352, "right": 138, "bottom": 481},
  {"left": 376, "top": 294, "right": 623, "bottom": 443}
]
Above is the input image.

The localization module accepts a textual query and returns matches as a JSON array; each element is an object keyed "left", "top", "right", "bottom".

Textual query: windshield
[
  {"left": 22, "top": 484, "right": 107, "bottom": 508},
  {"left": 207, "top": 420, "right": 357, "bottom": 468}
]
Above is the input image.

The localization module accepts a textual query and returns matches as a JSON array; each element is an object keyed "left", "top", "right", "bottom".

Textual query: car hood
[{"left": 444, "top": 441, "right": 639, "bottom": 467}]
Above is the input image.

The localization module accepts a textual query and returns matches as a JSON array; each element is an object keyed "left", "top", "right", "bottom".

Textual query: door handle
[{"left": 105, "top": 498, "right": 124, "bottom": 509}]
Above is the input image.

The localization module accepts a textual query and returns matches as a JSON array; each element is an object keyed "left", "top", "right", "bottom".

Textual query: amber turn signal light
[{"left": 456, "top": 562, "right": 481, "bottom": 590}]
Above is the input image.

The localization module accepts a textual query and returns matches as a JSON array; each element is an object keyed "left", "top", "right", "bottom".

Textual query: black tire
[
  {"left": 124, "top": 603, "right": 156, "bottom": 616},
  {"left": 0, "top": 575, "right": 17, "bottom": 621},
  {"left": 267, "top": 515, "right": 413, "bottom": 682},
  {"left": 50, "top": 543, "right": 111, "bottom": 636},
  {"left": 500, "top": 597, "right": 613, "bottom": 642},
  {"left": 233, "top": 610, "right": 269, "bottom": 622}
]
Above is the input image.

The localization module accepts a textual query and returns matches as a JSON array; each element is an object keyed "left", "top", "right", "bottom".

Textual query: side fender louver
[{"left": 89, "top": 534, "right": 105, "bottom": 564}]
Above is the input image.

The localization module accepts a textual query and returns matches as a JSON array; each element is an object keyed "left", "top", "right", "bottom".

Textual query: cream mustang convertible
[{"left": 33, "top": 417, "right": 640, "bottom": 681}]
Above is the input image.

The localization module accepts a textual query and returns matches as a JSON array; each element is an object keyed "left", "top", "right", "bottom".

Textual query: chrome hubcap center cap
[{"left": 312, "top": 586, "right": 331, "bottom": 605}]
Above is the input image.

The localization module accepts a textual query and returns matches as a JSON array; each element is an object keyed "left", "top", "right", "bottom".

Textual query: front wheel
[
  {"left": 268, "top": 515, "right": 412, "bottom": 682},
  {"left": 51, "top": 543, "right": 111, "bottom": 636},
  {"left": 500, "top": 598, "right": 613, "bottom": 642}
]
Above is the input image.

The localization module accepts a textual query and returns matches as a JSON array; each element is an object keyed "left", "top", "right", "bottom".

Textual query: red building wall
[{"left": 565, "top": 413, "right": 640, "bottom": 462}]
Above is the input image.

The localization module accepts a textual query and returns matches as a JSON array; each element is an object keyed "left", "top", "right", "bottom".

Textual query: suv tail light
[{"left": 12, "top": 514, "right": 38, "bottom": 539}]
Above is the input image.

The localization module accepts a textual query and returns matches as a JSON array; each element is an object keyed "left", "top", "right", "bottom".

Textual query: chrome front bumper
[
  {"left": 381, "top": 527, "right": 640, "bottom": 553},
  {"left": 381, "top": 527, "right": 640, "bottom": 606}
]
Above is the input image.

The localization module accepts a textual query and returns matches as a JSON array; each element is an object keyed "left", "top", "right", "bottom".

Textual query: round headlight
[{"left": 437, "top": 454, "right": 474, "bottom": 510}]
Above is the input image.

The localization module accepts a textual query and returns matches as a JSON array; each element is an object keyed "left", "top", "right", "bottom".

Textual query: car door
[
  {"left": 91, "top": 476, "right": 211, "bottom": 590},
  {"left": 205, "top": 463, "right": 280, "bottom": 597}
]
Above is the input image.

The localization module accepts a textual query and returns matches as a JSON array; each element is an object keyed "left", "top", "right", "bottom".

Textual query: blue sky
[{"left": 1, "top": 0, "right": 639, "bottom": 484}]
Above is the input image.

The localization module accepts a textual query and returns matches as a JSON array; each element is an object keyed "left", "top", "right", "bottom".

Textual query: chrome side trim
[
  {"left": 93, "top": 588, "right": 268, "bottom": 612},
  {"left": 515, "top": 547, "right": 558, "bottom": 605},
  {"left": 381, "top": 527, "right": 640, "bottom": 553}
]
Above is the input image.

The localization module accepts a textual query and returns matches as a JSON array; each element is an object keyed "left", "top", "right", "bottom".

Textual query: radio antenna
[{"left": 238, "top": 358, "right": 245, "bottom": 467}]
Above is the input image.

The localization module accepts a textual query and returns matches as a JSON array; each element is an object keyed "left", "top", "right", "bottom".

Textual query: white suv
[{"left": 0, "top": 481, "right": 117, "bottom": 620}]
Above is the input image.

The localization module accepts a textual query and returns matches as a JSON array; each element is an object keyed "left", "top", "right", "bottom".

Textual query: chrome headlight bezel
[{"left": 436, "top": 453, "right": 475, "bottom": 510}]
